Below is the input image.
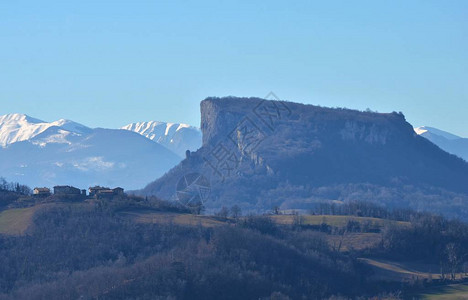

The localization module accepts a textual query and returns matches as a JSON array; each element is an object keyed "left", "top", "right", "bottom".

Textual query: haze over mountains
[
  {"left": 1, "top": 106, "right": 466, "bottom": 210},
  {"left": 141, "top": 97, "right": 468, "bottom": 219},
  {"left": 414, "top": 126, "right": 468, "bottom": 161},
  {"left": 121, "top": 121, "right": 201, "bottom": 157},
  {"left": 0, "top": 114, "right": 201, "bottom": 190}
]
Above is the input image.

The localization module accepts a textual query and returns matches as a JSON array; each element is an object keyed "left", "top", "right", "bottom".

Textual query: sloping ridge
[
  {"left": 415, "top": 126, "right": 468, "bottom": 162},
  {"left": 139, "top": 97, "right": 468, "bottom": 213}
]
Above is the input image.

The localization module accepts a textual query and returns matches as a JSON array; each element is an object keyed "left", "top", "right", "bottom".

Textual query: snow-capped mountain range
[
  {"left": 0, "top": 114, "right": 91, "bottom": 147},
  {"left": 0, "top": 114, "right": 202, "bottom": 190},
  {"left": 415, "top": 126, "right": 468, "bottom": 161},
  {"left": 121, "top": 121, "right": 201, "bottom": 157}
]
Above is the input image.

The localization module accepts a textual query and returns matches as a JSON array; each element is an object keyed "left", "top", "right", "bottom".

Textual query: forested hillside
[{"left": 1, "top": 195, "right": 468, "bottom": 299}]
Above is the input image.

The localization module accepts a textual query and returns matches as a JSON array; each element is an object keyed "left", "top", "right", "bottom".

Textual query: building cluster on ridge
[{"left": 33, "top": 185, "right": 125, "bottom": 199}]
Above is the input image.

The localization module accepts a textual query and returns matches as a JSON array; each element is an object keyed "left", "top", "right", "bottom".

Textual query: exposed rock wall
[{"left": 140, "top": 96, "right": 468, "bottom": 216}]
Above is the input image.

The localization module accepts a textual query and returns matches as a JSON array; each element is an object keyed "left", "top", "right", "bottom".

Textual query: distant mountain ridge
[
  {"left": 414, "top": 126, "right": 468, "bottom": 161},
  {"left": 140, "top": 97, "right": 468, "bottom": 219},
  {"left": 121, "top": 121, "right": 201, "bottom": 157},
  {"left": 0, "top": 114, "right": 201, "bottom": 190}
]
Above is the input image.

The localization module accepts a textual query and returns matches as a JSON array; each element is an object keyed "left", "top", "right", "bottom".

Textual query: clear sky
[{"left": 0, "top": 1, "right": 467, "bottom": 136}]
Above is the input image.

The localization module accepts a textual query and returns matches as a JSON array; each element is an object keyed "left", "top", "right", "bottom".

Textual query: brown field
[
  {"left": 327, "top": 232, "right": 381, "bottom": 251},
  {"left": 125, "top": 211, "right": 411, "bottom": 231},
  {"left": 0, "top": 206, "right": 41, "bottom": 235},
  {"left": 359, "top": 258, "right": 468, "bottom": 282},
  {"left": 270, "top": 214, "right": 410, "bottom": 228},
  {"left": 120, "top": 210, "right": 227, "bottom": 227},
  {"left": 0, "top": 203, "right": 75, "bottom": 235}
]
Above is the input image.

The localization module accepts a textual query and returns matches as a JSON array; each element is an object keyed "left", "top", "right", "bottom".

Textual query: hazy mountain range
[
  {"left": 0, "top": 114, "right": 201, "bottom": 190},
  {"left": 414, "top": 126, "right": 468, "bottom": 161}
]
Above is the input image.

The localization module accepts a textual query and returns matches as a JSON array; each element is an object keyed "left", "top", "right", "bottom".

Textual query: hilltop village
[{"left": 32, "top": 185, "right": 125, "bottom": 200}]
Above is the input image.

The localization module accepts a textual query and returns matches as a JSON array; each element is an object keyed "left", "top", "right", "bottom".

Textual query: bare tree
[
  {"left": 446, "top": 243, "right": 461, "bottom": 280},
  {"left": 216, "top": 206, "right": 229, "bottom": 219},
  {"left": 230, "top": 205, "right": 242, "bottom": 219}
]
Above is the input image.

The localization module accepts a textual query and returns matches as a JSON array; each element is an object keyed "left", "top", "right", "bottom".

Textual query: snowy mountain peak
[
  {"left": 414, "top": 126, "right": 428, "bottom": 135},
  {"left": 0, "top": 113, "right": 90, "bottom": 147},
  {"left": 414, "top": 126, "right": 462, "bottom": 140},
  {"left": 122, "top": 121, "right": 195, "bottom": 135},
  {"left": 0, "top": 113, "right": 44, "bottom": 124},
  {"left": 51, "top": 119, "right": 92, "bottom": 134},
  {"left": 121, "top": 121, "right": 202, "bottom": 157}
]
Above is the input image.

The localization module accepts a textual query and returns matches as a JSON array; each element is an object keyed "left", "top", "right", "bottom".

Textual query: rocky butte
[{"left": 140, "top": 97, "right": 468, "bottom": 218}]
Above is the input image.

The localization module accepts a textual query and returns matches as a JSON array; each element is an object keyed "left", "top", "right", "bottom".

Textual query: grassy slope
[
  {"left": 123, "top": 211, "right": 402, "bottom": 251},
  {"left": 416, "top": 283, "right": 468, "bottom": 299},
  {"left": 2, "top": 201, "right": 411, "bottom": 235},
  {"left": 123, "top": 210, "right": 410, "bottom": 230},
  {"left": 270, "top": 214, "right": 410, "bottom": 227},
  {"left": 327, "top": 233, "right": 381, "bottom": 251},
  {"left": 359, "top": 258, "right": 442, "bottom": 281},
  {"left": 0, "top": 203, "right": 64, "bottom": 235},
  {"left": 0, "top": 206, "right": 39, "bottom": 235},
  {"left": 119, "top": 210, "right": 225, "bottom": 227}
]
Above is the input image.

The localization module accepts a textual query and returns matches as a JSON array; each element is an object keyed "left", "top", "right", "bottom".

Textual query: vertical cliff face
[
  {"left": 200, "top": 97, "right": 263, "bottom": 147},
  {"left": 200, "top": 97, "right": 415, "bottom": 155},
  {"left": 141, "top": 96, "right": 468, "bottom": 217}
]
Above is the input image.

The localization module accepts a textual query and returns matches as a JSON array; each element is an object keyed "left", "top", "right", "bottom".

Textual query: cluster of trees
[
  {"left": 310, "top": 200, "right": 422, "bottom": 222},
  {"left": 0, "top": 178, "right": 31, "bottom": 208},
  {"left": 214, "top": 205, "right": 242, "bottom": 219},
  {"left": 376, "top": 214, "right": 468, "bottom": 280},
  {"left": 254, "top": 182, "right": 468, "bottom": 221},
  {"left": 96, "top": 194, "right": 190, "bottom": 214},
  {"left": 0, "top": 178, "right": 31, "bottom": 195}
]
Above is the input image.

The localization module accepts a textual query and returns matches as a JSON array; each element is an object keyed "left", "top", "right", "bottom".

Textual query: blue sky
[{"left": 0, "top": 1, "right": 467, "bottom": 136}]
